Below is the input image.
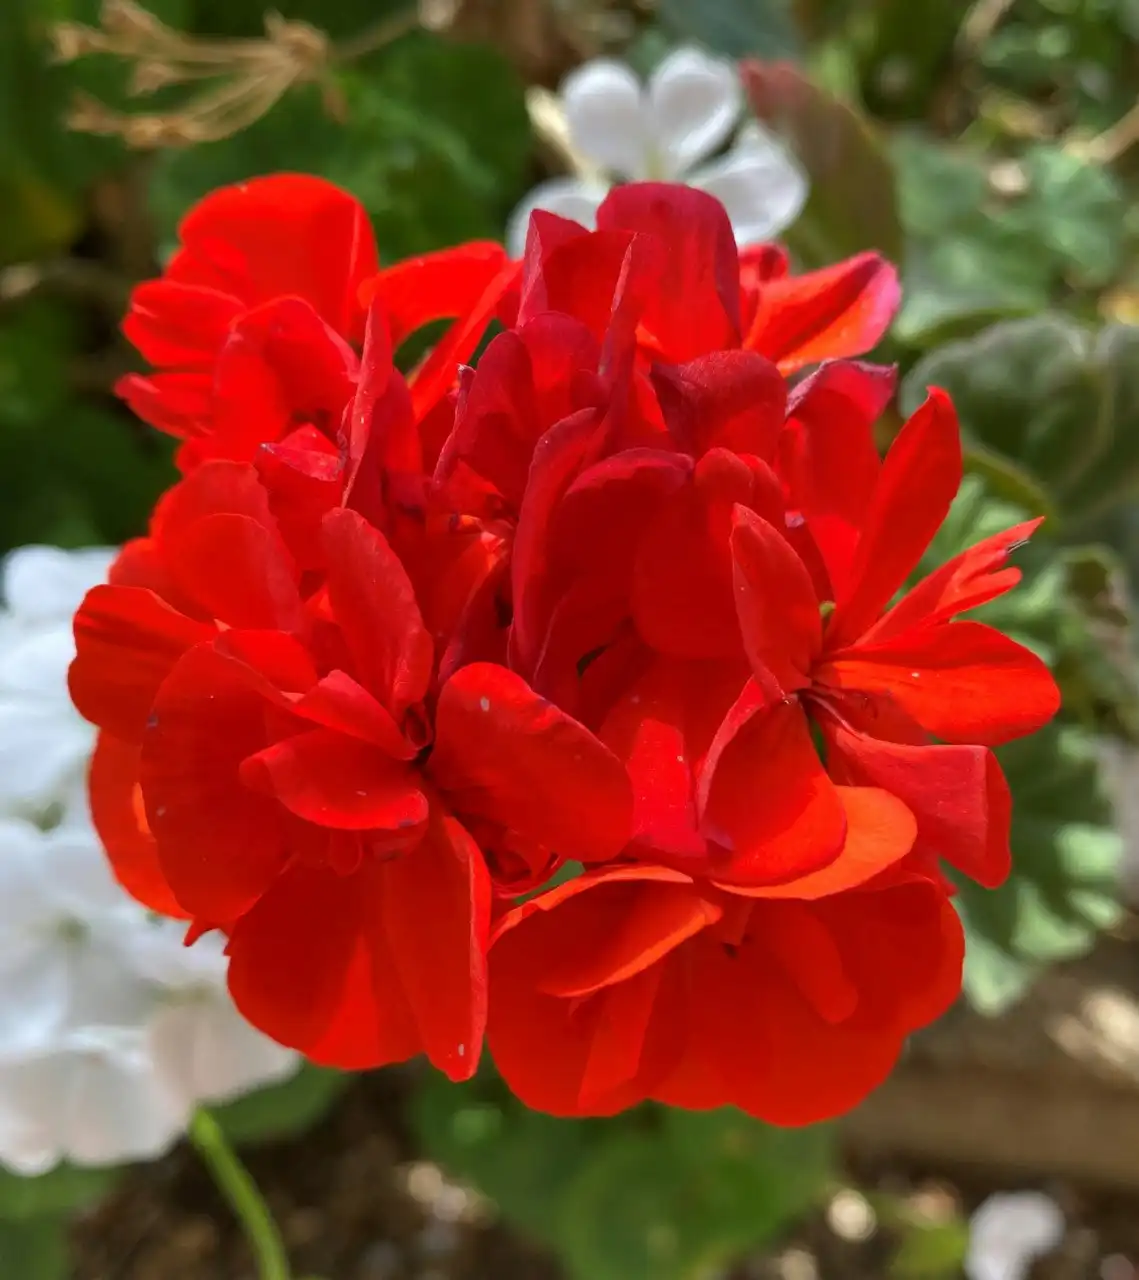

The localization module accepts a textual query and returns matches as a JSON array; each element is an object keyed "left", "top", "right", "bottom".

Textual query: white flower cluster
[
  {"left": 966, "top": 1192, "right": 1065, "bottom": 1280},
  {"left": 507, "top": 46, "right": 808, "bottom": 258},
  {"left": 0, "top": 546, "right": 297, "bottom": 1175}
]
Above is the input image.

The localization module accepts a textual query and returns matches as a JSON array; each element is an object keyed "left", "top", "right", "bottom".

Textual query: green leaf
[
  {"left": 416, "top": 1072, "right": 833, "bottom": 1280},
  {"left": 740, "top": 58, "right": 903, "bottom": 267},
  {"left": 209, "top": 1065, "right": 347, "bottom": 1146},
  {"left": 891, "top": 1220, "right": 970, "bottom": 1279},
  {"left": 656, "top": 0, "right": 802, "bottom": 58},
  {"left": 956, "top": 724, "right": 1123, "bottom": 1014},
  {"left": 902, "top": 314, "right": 1139, "bottom": 529},
  {"left": 150, "top": 33, "right": 531, "bottom": 262},
  {"left": 0, "top": 1215, "right": 69, "bottom": 1279},
  {"left": 0, "top": 1163, "right": 119, "bottom": 1221}
]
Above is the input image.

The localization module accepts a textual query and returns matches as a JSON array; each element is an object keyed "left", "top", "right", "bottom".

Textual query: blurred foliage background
[{"left": 4, "top": 1, "right": 1139, "bottom": 1277}]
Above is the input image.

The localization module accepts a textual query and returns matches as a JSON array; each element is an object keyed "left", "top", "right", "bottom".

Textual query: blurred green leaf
[
  {"left": 0, "top": 1215, "right": 68, "bottom": 1279},
  {"left": 741, "top": 57, "right": 903, "bottom": 267},
  {"left": 657, "top": 0, "right": 802, "bottom": 58},
  {"left": 902, "top": 314, "right": 1139, "bottom": 529},
  {"left": 0, "top": 1162, "right": 119, "bottom": 1221},
  {"left": 150, "top": 33, "right": 531, "bottom": 262},
  {"left": 417, "top": 1072, "right": 832, "bottom": 1280},
  {"left": 209, "top": 1066, "right": 346, "bottom": 1146},
  {"left": 891, "top": 1219, "right": 969, "bottom": 1279},
  {"left": 956, "top": 723, "right": 1123, "bottom": 1013}
]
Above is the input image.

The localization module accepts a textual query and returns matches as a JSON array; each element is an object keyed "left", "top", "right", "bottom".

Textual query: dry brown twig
[{"left": 50, "top": 0, "right": 420, "bottom": 147}]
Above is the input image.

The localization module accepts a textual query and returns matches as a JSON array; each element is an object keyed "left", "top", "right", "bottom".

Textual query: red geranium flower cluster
[{"left": 71, "top": 174, "right": 1060, "bottom": 1125}]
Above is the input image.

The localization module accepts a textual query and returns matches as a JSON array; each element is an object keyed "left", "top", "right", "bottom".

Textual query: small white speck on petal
[
  {"left": 911, "top": 671, "right": 921, "bottom": 679},
  {"left": 479, "top": 697, "right": 491, "bottom": 712}
]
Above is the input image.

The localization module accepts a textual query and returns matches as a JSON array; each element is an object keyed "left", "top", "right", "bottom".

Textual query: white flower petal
[
  {"left": 149, "top": 996, "right": 298, "bottom": 1109},
  {"left": 0, "top": 1050, "right": 73, "bottom": 1174},
  {"left": 127, "top": 918, "right": 227, "bottom": 991},
  {"left": 966, "top": 1192, "right": 1065, "bottom": 1280},
  {"left": 0, "top": 939, "right": 72, "bottom": 1056},
  {"left": 0, "top": 625, "right": 76, "bottom": 697},
  {"left": 562, "top": 58, "right": 650, "bottom": 179},
  {"left": 648, "top": 47, "right": 742, "bottom": 178},
  {"left": 40, "top": 825, "right": 143, "bottom": 922},
  {"left": 0, "top": 701, "right": 93, "bottom": 817},
  {"left": 691, "top": 126, "right": 808, "bottom": 245},
  {"left": 2, "top": 546, "right": 114, "bottom": 624},
  {"left": 61, "top": 1028, "right": 187, "bottom": 1167},
  {"left": 505, "top": 177, "right": 608, "bottom": 260}
]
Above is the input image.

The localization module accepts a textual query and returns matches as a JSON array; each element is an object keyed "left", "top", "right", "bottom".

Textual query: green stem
[{"left": 188, "top": 1110, "right": 292, "bottom": 1280}]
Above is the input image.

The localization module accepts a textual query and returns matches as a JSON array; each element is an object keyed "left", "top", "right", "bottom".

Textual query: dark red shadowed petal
[
  {"left": 320, "top": 508, "right": 434, "bottom": 719},
  {"left": 651, "top": 349, "right": 786, "bottom": 458},
  {"left": 863, "top": 518, "right": 1044, "bottom": 644},
  {"left": 825, "top": 721, "right": 1011, "bottom": 887},
  {"left": 717, "top": 786, "right": 916, "bottom": 900},
  {"left": 598, "top": 182, "right": 741, "bottom": 360},
  {"left": 70, "top": 585, "right": 215, "bottom": 741},
  {"left": 743, "top": 251, "right": 900, "bottom": 373},
  {"left": 698, "top": 687, "right": 847, "bottom": 885},
  {"left": 89, "top": 732, "right": 188, "bottom": 918},
  {"left": 820, "top": 619, "right": 1061, "bottom": 746},
  {"left": 240, "top": 729, "right": 428, "bottom": 834},
  {"left": 141, "top": 642, "right": 287, "bottom": 922},
  {"left": 430, "top": 663, "right": 633, "bottom": 864},
  {"left": 779, "top": 360, "right": 895, "bottom": 598},
  {"left": 827, "top": 389, "right": 963, "bottom": 650},
  {"left": 172, "top": 174, "right": 378, "bottom": 341},
  {"left": 731, "top": 504, "right": 821, "bottom": 695}
]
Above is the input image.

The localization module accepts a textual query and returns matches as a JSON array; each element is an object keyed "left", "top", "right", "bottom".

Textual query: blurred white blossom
[
  {"left": 965, "top": 1191, "right": 1065, "bottom": 1280},
  {"left": 507, "top": 46, "right": 807, "bottom": 258},
  {"left": 0, "top": 545, "right": 297, "bottom": 1175}
]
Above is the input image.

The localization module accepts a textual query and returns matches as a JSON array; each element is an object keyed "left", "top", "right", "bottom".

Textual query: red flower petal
[
  {"left": 123, "top": 281, "right": 241, "bottom": 369},
  {"left": 827, "top": 389, "right": 963, "bottom": 649},
  {"left": 779, "top": 360, "right": 895, "bottom": 597},
  {"left": 820, "top": 620, "right": 1061, "bottom": 745},
  {"left": 863, "top": 518, "right": 1044, "bottom": 644},
  {"left": 226, "top": 860, "right": 421, "bottom": 1071},
  {"left": 744, "top": 252, "right": 900, "bottom": 373},
  {"left": 651, "top": 349, "right": 785, "bottom": 458},
  {"left": 825, "top": 722, "right": 1011, "bottom": 887},
  {"left": 115, "top": 370, "right": 213, "bottom": 440},
  {"left": 698, "top": 688, "right": 847, "bottom": 885},
  {"left": 719, "top": 785, "right": 917, "bottom": 899},
  {"left": 141, "top": 643, "right": 288, "bottom": 922},
  {"left": 488, "top": 867, "right": 700, "bottom": 1114},
  {"left": 430, "top": 663, "right": 633, "bottom": 864},
  {"left": 320, "top": 508, "right": 434, "bottom": 719},
  {"left": 365, "top": 241, "right": 510, "bottom": 349},
  {"left": 240, "top": 729, "right": 428, "bottom": 834},
  {"left": 378, "top": 811, "right": 491, "bottom": 1080},
  {"left": 89, "top": 732, "right": 187, "bottom": 918},
  {"left": 730, "top": 504, "right": 821, "bottom": 694},
  {"left": 70, "top": 585, "right": 215, "bottom": 741},
  {"left": 598, "top": 183, "right": 742, "bottom": 361},
  {"left": 172, "top": 174, "right": 378, "bottom": 340}
]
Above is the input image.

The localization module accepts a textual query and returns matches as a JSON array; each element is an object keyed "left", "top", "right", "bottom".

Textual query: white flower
[
  {"left": 0, "top": 1027, "right": 188, "bottom": 1175},
  {"left": 132, "top": 922, "right": 298, "bottom": 1109},
  {"left": 506, "top": 46, "right": 807, "bottom": 258},
  {"left": 0, "top": 542, "right": 300, "bottom": 1175},
  {"left": 0, "top": 545, "right": 115, "bottom": 820},
  {"left": 965, "top": 1192, "right": 1065, "bottom": 1280},
  {"left": 0, "top": 818, "right": 152, "bottom": 1055}
]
